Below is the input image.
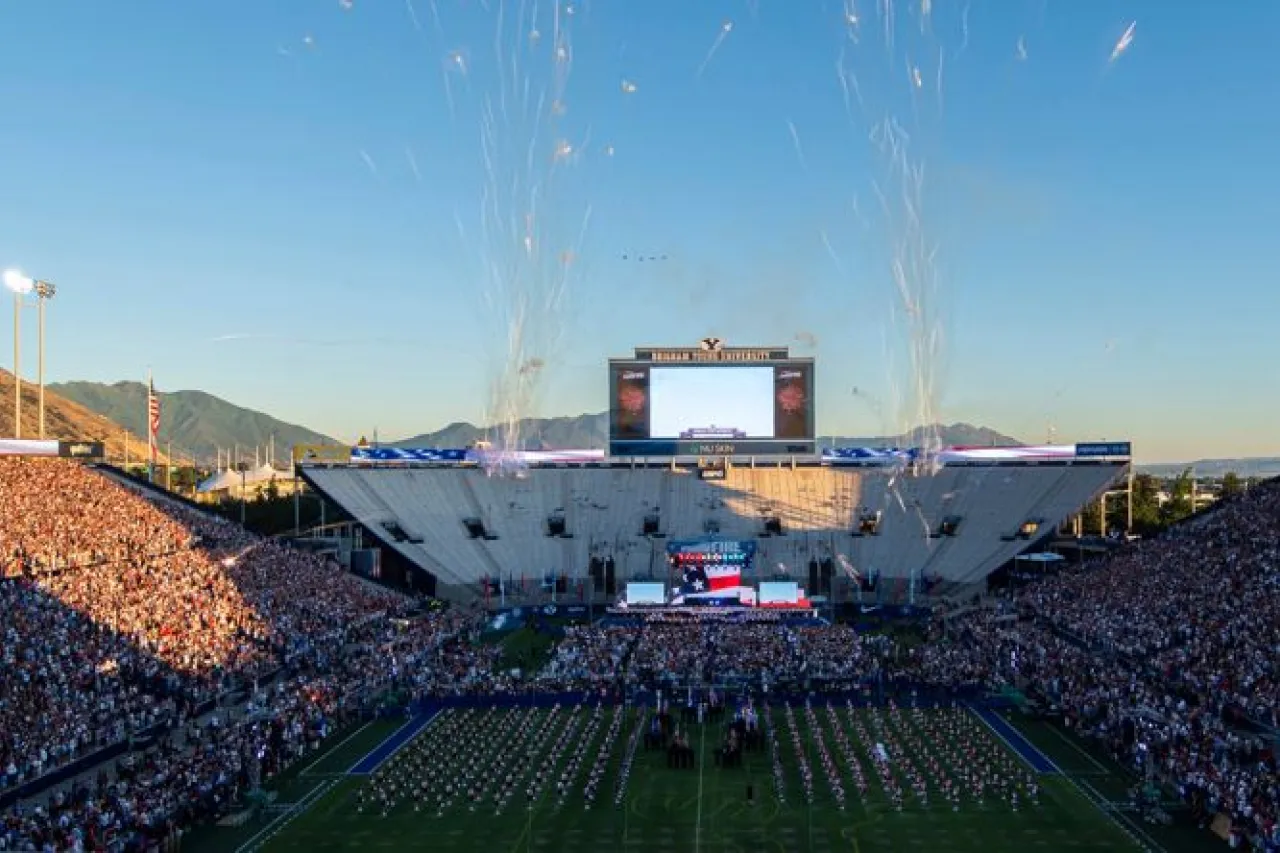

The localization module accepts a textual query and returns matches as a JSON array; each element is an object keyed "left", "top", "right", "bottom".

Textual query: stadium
[{"left": 2, "top": 341, "right": 1276, "bottom": 853}]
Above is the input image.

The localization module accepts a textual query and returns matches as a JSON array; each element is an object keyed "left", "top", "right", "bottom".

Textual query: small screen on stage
[
  {"left": 609, "top": 357, "right": 815, "bottom": 456},
  {"left": 626, "top": 582, "right": 666, "bottom": 606},
  {"left": 759, "top": 581, "right": 800, "bottom": 605}
]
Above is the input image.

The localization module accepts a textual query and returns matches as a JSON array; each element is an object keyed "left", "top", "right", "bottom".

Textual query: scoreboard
[{"left": 608, "top": 344, "right": 816, "bottom": 457}]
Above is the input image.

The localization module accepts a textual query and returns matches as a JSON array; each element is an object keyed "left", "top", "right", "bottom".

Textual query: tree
[
  {"left": 262, "top": 476, "right": 281, "bottom": 503},
  {"left": 1159, "top": 468, "right": 1195, "bottom": 526},
  {"left": 1221, "top": 471, "right": 1243, "bottom": 498},
  {"left": 1075, "top": 472, "right": 1162, "bottom": 537},
  {"left": 1129, "top": 473, "right": 1163, "bottom": 535}
]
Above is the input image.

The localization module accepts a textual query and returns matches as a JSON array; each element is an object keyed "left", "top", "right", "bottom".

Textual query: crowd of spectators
[
  {"left": 536, "top": 626, "right": 634, "bottom": 689},
  {"left": 534, "top": 619, "right": 886, "bottom": 688},
  {"left": 4, "top": 456, "right": 1278, "bottom": 849},
  {"left": 0, "top": 459, "right": 476, "bottom": 850},
  {"left": 1007, "top": 479, "right": 1280, "bottom": 848}
]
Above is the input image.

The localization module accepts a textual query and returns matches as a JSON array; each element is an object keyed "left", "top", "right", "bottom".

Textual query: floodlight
[{"left": 2, "top": 269, "right": 34, "bottom": 295}]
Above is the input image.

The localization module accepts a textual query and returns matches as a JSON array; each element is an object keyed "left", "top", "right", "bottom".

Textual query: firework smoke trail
[
  {"left": 405, "top": 146, "right": 421, "bottom": 183},
  {"left": 833, "top": 0, "right": 966, "bottom": 595},
  {"left": 837, "top": 1, "right": 954, "bottom": 462},
  {"left": 695, "top": 19, "right": 734, "bottom": 79},
  {"left": 786, "top": 119, "right": 808, "bottom": 171},
  {"left": 469, "top": 0, "right": 593, "bottom": 472},
  {"left": 1109, "top": 21, "right": 1136, "bottom": 64}
]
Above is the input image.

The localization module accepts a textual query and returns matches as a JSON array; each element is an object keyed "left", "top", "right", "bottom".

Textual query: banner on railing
[
  {"left": 0, "top": 439, "right": 102, "bottom": 458},
  {"left": 0, "top": 439, "right": 59, "bottom": 456}
]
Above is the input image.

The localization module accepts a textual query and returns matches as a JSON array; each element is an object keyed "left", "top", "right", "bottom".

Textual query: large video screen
[
  {"left": 610, "top": 360, "right": 815, "bottom": 456},
  {"left": 650, "top": 366, "right": 775, "bottom": 439}
]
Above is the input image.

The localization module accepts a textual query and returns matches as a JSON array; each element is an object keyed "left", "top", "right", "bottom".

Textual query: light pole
[
  {"left": 2, "top": 270, "right": 36, "bottom": 439},
  {"left": 34, "top": 281, "right": 56, "bottom": 439},
  {"left": 236, "top": 461, "right": 249, "bottom": 526}
]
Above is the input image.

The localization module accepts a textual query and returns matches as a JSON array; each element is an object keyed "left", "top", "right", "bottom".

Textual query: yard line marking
[
  {"left": 236, "top": 779, "right": 335, "bottom": 853},
  {"left": 695, "top": 719, "right": 707, "bottom": 853},
  {"left": 300, "top": 720, "right": 372, "bottom": 777},
  {"left": 1043, "top": 721, "right": 1112, "bottom": 775}
]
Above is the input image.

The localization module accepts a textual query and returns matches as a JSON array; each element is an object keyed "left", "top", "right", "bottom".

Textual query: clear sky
[{"left": 1, "top": 1, "right": 1277, "bottom": 463}]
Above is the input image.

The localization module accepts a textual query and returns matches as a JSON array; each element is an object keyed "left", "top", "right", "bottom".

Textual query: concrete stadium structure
[{"left": 301, "top": 447, "right": 1128, "bottom": 604}]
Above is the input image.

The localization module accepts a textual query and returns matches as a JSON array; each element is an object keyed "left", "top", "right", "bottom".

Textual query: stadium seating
[
  {"left": 3, "top": 453, "right": 1276, "bottom": 850},
  {"left": 306, "top": 464, "right": 1122, "bottom": 597}
]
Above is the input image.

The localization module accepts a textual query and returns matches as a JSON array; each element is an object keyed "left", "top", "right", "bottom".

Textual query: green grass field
[{"left": 246, "top": 703, "right": 1145, "bottom": 852}]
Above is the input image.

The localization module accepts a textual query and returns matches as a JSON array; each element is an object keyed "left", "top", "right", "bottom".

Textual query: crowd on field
[{"left": 2, "top": 458, "right": 1277, "bottom": 849}]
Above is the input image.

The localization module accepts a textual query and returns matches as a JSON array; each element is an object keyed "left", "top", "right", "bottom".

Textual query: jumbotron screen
[{"left": 609, "top": 346, "right": 815, "bottom": 456}]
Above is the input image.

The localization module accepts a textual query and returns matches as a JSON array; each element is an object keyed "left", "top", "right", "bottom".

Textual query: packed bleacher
[
  {"left": 1010, "top": 479, "right": 1280, "bottom": 848},
  {"left": 0, "top": 459, "right": 476, "bottom": 851},
  {"left": 2, "top": 457, "right": 1277, "bottom": 850}
]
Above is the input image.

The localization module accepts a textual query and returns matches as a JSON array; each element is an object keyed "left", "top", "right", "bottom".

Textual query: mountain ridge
[
  {"left": 390, "top": 414, "right": 1023, "bottom": 450},
  {"left": 53, "top": 381, "right": 1275, "bottom": 476},
  {"left": 1, "top": 370, "right": 167, "bottom": 462},
  {"left": 49, "top": 380, "right": 335, "bottom": 462},
  {"left": 1136, "top": 458, "right": 1280, "bottom": 479}
]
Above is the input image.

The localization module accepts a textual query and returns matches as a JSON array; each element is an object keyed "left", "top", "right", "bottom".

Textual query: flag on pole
[{"left": 147, "top": 374, "right": 161, "bottom": 481}]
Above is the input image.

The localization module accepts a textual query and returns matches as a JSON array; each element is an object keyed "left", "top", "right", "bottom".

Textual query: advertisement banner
[
  {"left": 1074, "top": 441, "right": 1132, "bottom": 458},
  {"left": 59, "top": 441, "right": 105, "bottom": 459}
]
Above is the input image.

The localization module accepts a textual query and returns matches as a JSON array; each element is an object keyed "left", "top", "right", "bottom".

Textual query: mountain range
[
  {"left": 46, "top": 380, "right": 1022, "bottom": 459},
  {"left": 35, "top": 379, "right": 1280, "bottom": 477},
  {"left": 50, "top": 381, "right": 334, "bottom": 462},
  {"left": 392, "top": 416, "right": 1022, "bottom": 451},
  {"left": 0, "top": 369, "right": 167, "bottom": 462},
  {"left": 1136, "top": 458, "right": 1280, "bottom": 479}
]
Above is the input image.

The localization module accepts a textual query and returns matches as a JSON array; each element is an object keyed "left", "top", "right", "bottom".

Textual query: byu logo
[{"left": 699, "top": 337, "right": 724, "bottom": 352}]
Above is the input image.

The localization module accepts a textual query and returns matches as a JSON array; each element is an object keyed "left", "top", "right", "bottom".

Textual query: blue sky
[{"left": 1, "top": 0, "right": 1277, "bottom": 462}]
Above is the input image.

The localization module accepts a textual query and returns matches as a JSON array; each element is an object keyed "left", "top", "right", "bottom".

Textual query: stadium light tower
[
  {"left": 2, "top": 270, "right": 35, "bottom": 439},
  {"left": 33, "top": 280, "right": 56, "bottom": 439}
]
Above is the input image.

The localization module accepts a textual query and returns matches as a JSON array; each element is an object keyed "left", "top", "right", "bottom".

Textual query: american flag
[
  {"left": 680, "top": 563, "right": 741, "bottom": 595},
  {"left": 147, "top": 376, "right": 161, "bottom": 466}
]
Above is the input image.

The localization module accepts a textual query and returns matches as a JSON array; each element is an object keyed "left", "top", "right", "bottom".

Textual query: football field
[{"left": 250, "top": 703, "right": 1144, "bottom": 852}]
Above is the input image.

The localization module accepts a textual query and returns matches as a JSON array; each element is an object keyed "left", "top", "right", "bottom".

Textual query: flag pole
[{"left": 147, "top": 369, "right": 155, "bottom": 484}]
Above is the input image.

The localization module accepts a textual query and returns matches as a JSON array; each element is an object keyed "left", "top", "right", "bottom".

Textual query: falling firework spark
[
  {"left": 786, "top": 119, "right": 808, "bottom": 170},
  {"left": 695, "top": 19, "right": 734, "bottom": 79},
  {"left": 1110, "top": 21, "right": 1136, "bottom": 63}
]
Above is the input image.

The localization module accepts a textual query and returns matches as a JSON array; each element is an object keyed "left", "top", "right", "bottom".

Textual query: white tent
[{"left": 197, "top": 464, "right": 290, "bottom": 495}]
